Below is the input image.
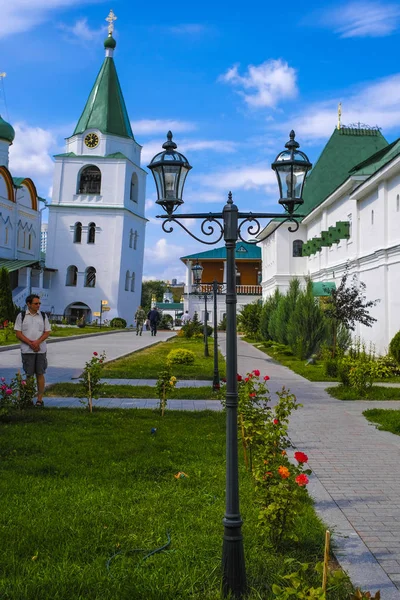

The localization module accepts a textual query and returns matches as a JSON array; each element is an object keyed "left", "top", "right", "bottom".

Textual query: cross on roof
[{"left": 106, "top": 9, "right": 117, "bottom": 34}]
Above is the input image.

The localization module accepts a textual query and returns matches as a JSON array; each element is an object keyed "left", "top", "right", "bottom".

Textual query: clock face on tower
[{"left": 84, "top": 133, "right": 99, "bottom": 149}]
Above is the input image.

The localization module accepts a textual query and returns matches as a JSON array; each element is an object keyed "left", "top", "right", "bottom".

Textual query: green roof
[
  {"left": 12, "top": 177, "right": 25, "bottom": 187},
  {"left": 312, "top": 282, "right": 336, "bottom": 297},
  {"left": 350, "top": 138, "right": 400, "bottom": 177},
  {"left": 0, "top": 115, "right": 15, "bottom": 143},
  {"left": 73, "top": 56, "right": 134, "bottom": 139},
  {"left": 301, "top": 127, "right": 388, "bottom": 217},
  {"left": 181, "top": 241, "right": 261, "bottom": 261},
  {"left": 155, "top": 303, "right": 183, "bottom": 310},
  {"left": 0, "top": 259, "right": 39, "bottom": 272}
]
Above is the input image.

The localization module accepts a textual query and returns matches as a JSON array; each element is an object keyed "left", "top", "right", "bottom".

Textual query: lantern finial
[{"left": 162, "top": 131, "right": 177, "bottom": 151}]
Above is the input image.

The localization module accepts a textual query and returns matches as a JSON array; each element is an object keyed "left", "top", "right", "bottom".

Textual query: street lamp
[
  {"left": 191, "top": 261, "right": 210, "bottom": 358},
  {"left": 148, "top": 130, "right": 311, "bottom": 598}
]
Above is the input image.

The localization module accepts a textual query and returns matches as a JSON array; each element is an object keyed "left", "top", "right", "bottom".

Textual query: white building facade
[
  {"left": 45, "top": 30, "right": 147, "bottom": 324},
  {"left": 261, "top": 126, "right": 400, "bottom": 354}
]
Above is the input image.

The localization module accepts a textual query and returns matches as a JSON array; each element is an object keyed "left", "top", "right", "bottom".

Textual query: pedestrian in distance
[
  {"left": 135, "top": 305, "right": 146, "bottom": 336},
  {"left": 14, "top": 294, "right": 51, "bottom": 407},
  {"left": 147, "top": 307, "right": 161, "bottom": 336},
  {"left": 181, "top": 311, "right": 191, "bottom": 325}
]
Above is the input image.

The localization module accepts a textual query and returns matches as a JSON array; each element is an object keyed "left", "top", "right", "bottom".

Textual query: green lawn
[
  {"left": 0, "top": 326, "right": 124, "bottom": 346},
  {"left": 364, "top": 408, "right": 400, "bottom": 435},
  {"left": 243, "top": 338, "right": 337, "bottom": 382},
  {"left": 46, "top": 382, "right": 219, "bottom": 400},
  {"left": 103, "top": 337, "right": 226, "bottom": 380},
  {"left": 327, "top": 385, "right": 400, "bottom": 401},
  {"left": 0, "top": 409, "right": 351, "bottom": 599}
]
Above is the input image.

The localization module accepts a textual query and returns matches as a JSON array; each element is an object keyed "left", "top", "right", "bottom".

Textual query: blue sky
[{"left": 2, "top": 0, "right": 400, "bottom": 281}]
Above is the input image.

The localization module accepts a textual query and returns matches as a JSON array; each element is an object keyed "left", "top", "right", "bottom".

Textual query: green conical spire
[{"left": 73, "top": 51, "right": 134, "bottom": 140}]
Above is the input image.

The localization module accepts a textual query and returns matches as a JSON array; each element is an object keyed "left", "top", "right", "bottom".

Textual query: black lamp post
[
  {"left": 191, "top": 261, "right": 210, "bottom": 358},
  {"left": 148, "top": 129, "right": 311, "bottom": 599}
]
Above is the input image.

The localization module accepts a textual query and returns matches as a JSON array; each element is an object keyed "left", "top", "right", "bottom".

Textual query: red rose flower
[
  {"left": 249, "top": 392, "right": 256, "bottom": 398},
  {"left": 244, "top": 377, "right": 249, "bottom": 382},
  {"left": 253, "top": 369, "right": 260, "bottom": 376},
  {"left": 237, "top": 374, "right": 242, "bottom": 382},
  {"left": 273, "top": 419, "right": 279, "bottom": 425},
  {"left": 294, "top": 451, "right": 308, "bottom": 464},
  {"left": 93, "top": 352, "right": 98, "bottom": 356},
  {"left": 5, "top": 389, "right": 13, "bottom": 396},
  {"left": 221, "top": 378, "right": 226, "bottom": 383},
  {"left": 264, "top": 375, "right": 270, "bottom": 381},
  {"left": 295, "top": 474, "right": 309, "bottom": 487}
]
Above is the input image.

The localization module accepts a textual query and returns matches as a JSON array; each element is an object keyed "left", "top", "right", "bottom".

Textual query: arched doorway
[{"left": 64, "top": 301, "right": 91, "bottom": 325}]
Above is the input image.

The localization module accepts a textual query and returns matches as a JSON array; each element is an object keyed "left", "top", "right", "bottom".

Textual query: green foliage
[
  {"left": 272, "top": 560, "right": 326, "bottom": 599},
  {"left": 180, "top": 312, "right": 204, "bottom": 338},
  {"left": 140, "top": 280, "right": 167, "bottom": 311},
  {"left": 389, "top": 330, "right": 400, "bottom": 364},
  {"left": 287, "top": 280, "right": 328, "bottom": 360},
  {"left": 167, "top": 348, "right": 195, "bottom": 365},
  {"left": 0, "top": 267, "right": 16, "bottom": 324},
  {"left": 110, "top": 317, "right": 127, "bottom": 328},
  {"left": 0, "top": 372, "right": 37, "bottom": 414},
  {"left": 159, "top": 314, "right": 173, "bottom": 329},
  {"left": 155, "top": 366, "right": 177, "bottom": 415},
  {"left": 237, "top": 301, "right": 262, "bottom": 338},
  {"left": 218, "top": 314, "right": 227, "bottom": 330},
  {"left": 79, "top": 351, "right": 106, "bottom": 412},
  {"left": 259, "top": 289, "right": 282, "bottom": 341},
  {"left": 270, "top": 280, "right": 301, "bottom": 345},
  {"left": 324, "top": 357, "right": 339, "bottom": 378}
]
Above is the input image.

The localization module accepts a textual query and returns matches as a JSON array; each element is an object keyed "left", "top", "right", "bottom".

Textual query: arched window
[
  {"left": 66, "top": 265, "right": 78, "bottom": 286},
  {"left": 134, "top": 230, "right": 138, "bottom": 250},
  {"left": 293, "top": 239, "right": 303, "bottom": 257},
  {"left": 130, "top": 173, "right": 138, "bottom": 202},
  {"left": 129, "top": 229, "right": 133, "bottom": 248},
  {"left": 125, "top": 270, "right": 130, "bottom": 291},
  {"left": 84, "top": 266, "right": 96, "bottom": 288},
  {"left": 87, "top": 222, "right": 96, "bottom": 244},
  {"left": 78, "top": 166, "right": 101, "bottom": 194},
  {"left": 131, "top": 272, "right": 135, "bottom": 292},
  {"left": 74, "top": 222, "right": 82, "bottom": 243}
]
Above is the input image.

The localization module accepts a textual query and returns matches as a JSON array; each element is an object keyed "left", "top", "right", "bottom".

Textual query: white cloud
[
  {"left": 276, "top": 73, "right": 400, "bottom": 141},
  {"left": 58, "top": 18, "right": 106, "bottom": 42},
  {"left": 141, "top": 138, "right": 236, "bottom": 163},
  {"left": 197, "top": 164, "right": 277, "bottom": 191},
  {"left": 144, "top": 238, "right": 187, "bottom": 281},
  {"left": 219, "top": 59, "right": 298, "bottom": 108},
  {"left": 1, "top": 0, "right": 100, "bottom": 37},
  {"left": 132, "top": 119, "right": 197, "bottom": 135},
  {"left": 9, "top": 123, "right": 55, "bottom": 177},
  {"left": 320, "top": 1, "right": 400, "bottom": 38}
]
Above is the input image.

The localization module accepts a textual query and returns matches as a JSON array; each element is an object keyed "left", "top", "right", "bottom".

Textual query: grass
[
  {"left": 243, "top": 338, "right": 337, "bottom": 382},
  {"left": 326, "top": 385, "right": 400, "bottom": 401},
  {"left": 364, "top": 408, "right": 400, "bottom": 434},
  {"left": 0, "top": 326, "right": 124, "bottom": 346},
  {"left": 46, "top": 382, "right": 220, "bottom": 400},
  {"left": 0, "top": 409, "right": 351, "bottom": 600},
  {"left": 103, "top": 337, "right": 226, "bottom": 380}
]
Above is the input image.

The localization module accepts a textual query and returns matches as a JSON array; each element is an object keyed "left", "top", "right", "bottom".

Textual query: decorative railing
[{"left": 192, "top": 284, "right": 262, "bottom": 295}]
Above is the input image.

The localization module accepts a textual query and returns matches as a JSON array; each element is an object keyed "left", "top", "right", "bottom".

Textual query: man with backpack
[{"left": 14, "top": 294, "right": 51, "bottom": 407}]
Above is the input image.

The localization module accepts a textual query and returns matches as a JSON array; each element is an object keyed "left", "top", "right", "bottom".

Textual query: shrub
[
  {"left": 390, "top": 331, "right": 400, "bottom": 364},
  {"left": 155, "top": 366, "right": 177, "bottom": 416},
  {"left": 79, "top": 351, "right": 106, "bottom": 412},
  {"left": 181, "top": 313, "right": 204, "bottom": 338},
  {"left": 324, "top": 358, "right": 338, "bottom": 378},
  {"left": 159, "top": 314, "right": 173, "bottom": 330},
  {"left": 237, "top": 301, "right": 262, "bottom": 338},
  {"left": 167, "top": 348, "right": 195, "bottom": 365},
  {"left": 218, "top": 314, "right": 227, "bottom": 330},
  {"left": 110, "top": 317, "right": 126, "bottom": 328},
  {"left": 337, "top": 356, "right": 353, "bottom": 386}
]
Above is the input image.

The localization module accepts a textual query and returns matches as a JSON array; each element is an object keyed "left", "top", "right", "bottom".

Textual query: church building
[{"left": 45, "top": 14, "right": 147, "bottom": 324}]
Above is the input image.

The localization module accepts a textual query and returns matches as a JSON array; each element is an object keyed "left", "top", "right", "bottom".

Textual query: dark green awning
[
  {"left": 0, "top": 259, "right": 39, "bottom": 273},
  {"left": 312, "top": 282, "right": 336, "bottom": 297}
]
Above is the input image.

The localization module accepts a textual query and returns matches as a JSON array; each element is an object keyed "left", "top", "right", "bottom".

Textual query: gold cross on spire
[
  {"left": 337, "top": 102, "right": 342, "bottom": 130},
  {"left": 106, "top": 9, "right": 117, "bottom": 35}
]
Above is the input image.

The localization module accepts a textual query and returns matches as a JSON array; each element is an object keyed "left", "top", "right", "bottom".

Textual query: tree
[
  {"left": 323, "top": 268, "right": 379, "bottom": 357},
  {"left": 286, "top": 279, "right": 328, "bottom": 359},
  {"left": 237, "top": 301, "right": 262, "bottom": 338},
  {"left": 0, "top": 268, "right": 16, "bottom": 323},
  {"left": 273, "top": 278, "right": 301, "bottom": 345},
  {"left": 259, "top": 289, "right": 281, "bottom": 341},
  {"left": 141, "top": 280, "right": 167, "bottom": 312}
]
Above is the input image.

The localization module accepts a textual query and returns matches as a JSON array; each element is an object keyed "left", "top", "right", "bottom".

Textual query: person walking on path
[
  {"left": 14, "top": 294, "right": 51, "bottom": 407},
  {"left": 134, "top": 306, "right": 146, "bottom": 336},
  {"left": 147, "top": 307, "right": 160, "bottom": 336},
  {"left": 181, "top": 311, "right": 191, "bottom": 325}
]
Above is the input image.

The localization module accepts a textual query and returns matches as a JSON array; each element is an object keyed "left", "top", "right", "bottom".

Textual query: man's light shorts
[{"left": 22, "top": 353, "right": 48, "bottom": 376}]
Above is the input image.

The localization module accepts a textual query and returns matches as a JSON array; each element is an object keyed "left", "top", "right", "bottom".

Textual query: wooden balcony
[{"left": 194, "top": 284, "right": 262, "bottom": 295}]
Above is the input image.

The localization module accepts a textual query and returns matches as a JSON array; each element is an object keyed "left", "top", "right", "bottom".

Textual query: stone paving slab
[
  {"left": 43, "top": 397, "right": 223, "bottom": 411},
  {"left": 224, "top": 335, "right": 400, "bottom": 599}
]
